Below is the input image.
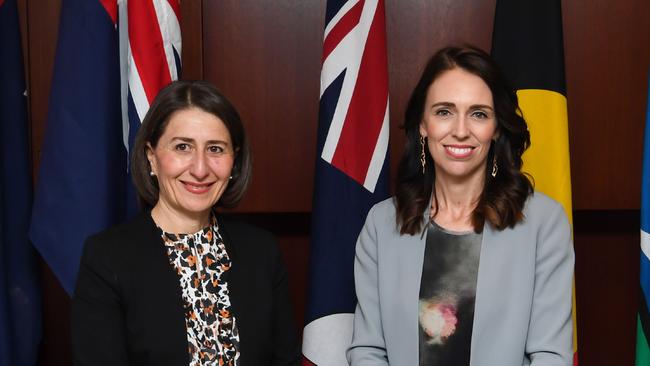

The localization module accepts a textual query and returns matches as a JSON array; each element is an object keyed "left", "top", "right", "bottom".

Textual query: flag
[
  {"left": 0, "top": 0, "right": 41, "bottom": 364},
  {"left": 302, "top": 0, "right": 390, "bottom": 364},
  {"left": 491, "top": 0, "right": 577, "bottom": 364},
  {"left": 29, "top": 0, "right": 181, "bottom": 295},
  {"left": 636, "top": 70, "right": 650, "bottom": 366},
  {"left": 121, "top": 0, "right": 182, "bottom": 213}
]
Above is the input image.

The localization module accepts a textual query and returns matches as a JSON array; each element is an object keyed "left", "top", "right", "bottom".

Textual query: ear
[
  {"left": 145, "top": 142, "right": 157, "bottom": 175},
  {"left": 419, "top": 122, "right": 427, "bottom": 138},
  {"left": 493, "top": 127, "right": 501, "bottom": 140}
]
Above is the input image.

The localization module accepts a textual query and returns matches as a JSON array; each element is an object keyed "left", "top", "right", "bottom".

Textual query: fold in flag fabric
[
  {"left": 121, "top": 0, "right": 182, "bottom": 214},
  {"left": 302, "top": 0, "right": 390, "bottom": 364},
  {"left": 636, "top": 70, "right": 650, "bottom": 366},
  {"left": 29, "top": 0, "right": 181, "bottom": 295},
  {"left": 0, "top": 0, "right": 42, "bottom": 365},
  {"left": 491, "top": 0, "right": 577, "bottom": 364}
]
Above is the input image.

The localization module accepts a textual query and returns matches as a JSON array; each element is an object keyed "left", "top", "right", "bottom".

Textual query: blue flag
[
  {"left": 0, "top": 0, "right": 42, "bottom": 365},
  {"left": 637, "top": 70, "right": 650, "bottom": 365},
  {"left": 302, "top": 1, "right": 390, "bottom": 364},
  {"left": 29, "top": 0, "right": 127, "bottom": 295}
]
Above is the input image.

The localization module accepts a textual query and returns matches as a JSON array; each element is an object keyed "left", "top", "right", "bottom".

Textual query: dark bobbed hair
[
  {"left": 396, "top": 45, "right": 533, "bottom": 235},
  {"left": 131, "top": 80, "right": 251, "bottom": 209}
]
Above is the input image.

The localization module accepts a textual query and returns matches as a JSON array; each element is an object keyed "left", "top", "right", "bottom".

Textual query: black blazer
[{"left": 71, "top": 210, "right": 300, "bottom": 366}]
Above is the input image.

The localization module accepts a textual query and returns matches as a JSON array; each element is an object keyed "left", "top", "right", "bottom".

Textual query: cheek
[
  {"left": 480, "top": 120, "right": 498, "bottom": 140},
  {"left": 157, "top": 154, "right": 187, "bottom": 175},
  {"left": 208, "top": 157, "right": 234, "bottom": 177},
  {"left": 423, "top": 120, "right": 449, "bottom": 140}
]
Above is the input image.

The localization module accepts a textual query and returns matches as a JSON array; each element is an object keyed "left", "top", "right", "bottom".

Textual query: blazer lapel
[
  {"left": 469, "top": 223, "right": 530, "bottom": 366},
  {"left": 382, "top": 224, "right": 427, "bottom": 365}
]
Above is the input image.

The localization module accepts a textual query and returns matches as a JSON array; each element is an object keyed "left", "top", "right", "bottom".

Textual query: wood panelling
[
  {"left": 25, "top": 0, "right": 60, "bottom": 182},
  {"left": 180, "top": 0, "right": 203, "bottom": 80},
  {"left": 37, "top": 262, "right": 72, "bottom": 366},
  {"left": 202, "top": 0, "right": 324, "bottom": 212},
  {"left": 574, "top": 210, "right": 640, "bottom": 365},
  {"left": 563, "top": 0, "right": 650, "bottom": 210}
]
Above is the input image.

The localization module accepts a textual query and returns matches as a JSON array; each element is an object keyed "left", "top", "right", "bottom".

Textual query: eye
[
  {"left": 208, "top": 145, "right": 225, "bottom": 154},
  {"left": 175, "top": 143, "right": 190, "bottom": 151},
  {"left": 471, "top": 110, "right": 490, "bottom": 119},
  {"left": 435, "top": 109, "right": 451, "bottom": 117}
]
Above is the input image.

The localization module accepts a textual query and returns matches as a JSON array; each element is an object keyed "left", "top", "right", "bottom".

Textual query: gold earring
[
  {"left": 491, "top": 155, "right": 498, "bottom": 178},
  {"left": 420, "top": 136, "right": 426, "bottom": 174}
]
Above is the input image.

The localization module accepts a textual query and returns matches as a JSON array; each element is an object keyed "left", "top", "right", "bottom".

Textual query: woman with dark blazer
[
  {"left": 72, "top": 80, "right": 300, "bottom": 366},
  {"left": 347, "top": 46, "right": 574, "bottom": 365}
]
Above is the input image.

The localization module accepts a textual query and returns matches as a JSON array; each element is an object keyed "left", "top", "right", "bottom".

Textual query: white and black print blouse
[{"left": 159, "top": 216, "right": 240, "bottom": 366}]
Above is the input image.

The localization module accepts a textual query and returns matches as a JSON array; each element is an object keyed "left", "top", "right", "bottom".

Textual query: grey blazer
[{"left": 347, "top": 192, "right": 574, "bottom": 366}]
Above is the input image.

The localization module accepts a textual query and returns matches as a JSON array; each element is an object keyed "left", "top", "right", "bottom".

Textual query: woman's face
[
  {"left": 147, "top": 107, "right": 234, "bottom": 219},
  {"left": 419, "top": 67, "right": 498, "bottom": 183}
]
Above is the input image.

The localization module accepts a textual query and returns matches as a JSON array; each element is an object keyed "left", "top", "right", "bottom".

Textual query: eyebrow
[
  {"left": 430, "top": 102, "right": 494, "bottom": 111},
  {"left": 170, "top": 137, "right": 230, "bottom": 145},
  {"left": 470, "top": 104, "right": 494, "bottom": 111}
]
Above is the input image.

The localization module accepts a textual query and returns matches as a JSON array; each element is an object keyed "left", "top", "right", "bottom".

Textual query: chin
[{"left": 179, "top": 201, "right": 216, "bottom": 216}]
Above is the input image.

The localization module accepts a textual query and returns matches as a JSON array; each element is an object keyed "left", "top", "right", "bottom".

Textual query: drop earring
[{"left": 420, "top": 135, "right": 426, "bottom": 174}]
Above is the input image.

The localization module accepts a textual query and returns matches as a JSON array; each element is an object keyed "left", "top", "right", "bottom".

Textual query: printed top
[
  {"left": 159, "top": 215, "right": 240, "bottom": 366},
  {"left": 418, "top": 220, "right": 482, "bottom": 366}
]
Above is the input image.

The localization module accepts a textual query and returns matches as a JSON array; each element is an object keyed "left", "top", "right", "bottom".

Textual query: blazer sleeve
[
  {"left": 347, "top": 204, "right": 390, "bottom": 365},
  {"left": 269, "top": 238, "right": 301, "bottom": 366},
  {"left": 71, "top": 236, "right": 129, "bottom": 366},
  {"left": 526, "top": 200, "right": 575, "bottom": 365}
]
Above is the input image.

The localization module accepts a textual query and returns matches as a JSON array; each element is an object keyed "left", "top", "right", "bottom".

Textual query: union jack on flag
[
  {"left": 29, "top": 0, "right": 181, "bottom": 295},
  {"left": 303, "top": 0, "right": 390, "bottom": 364},
  {"left": 121, "top": 0, "right": 182, "bottom": 212},
  {"left": 121, "top": 0, "right": 182, "bottom": 150}
]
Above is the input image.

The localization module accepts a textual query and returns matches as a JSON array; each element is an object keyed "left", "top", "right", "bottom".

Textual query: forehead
[
  {"left": 161, "top": 107, "right": 231, "bottom": 142},
  {"left": 426, "top": 68, "right": 493, "bottom": 105}
]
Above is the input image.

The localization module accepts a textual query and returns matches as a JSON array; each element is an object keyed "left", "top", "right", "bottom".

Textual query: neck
[
  {"left": 151, "top": 202, "right": 211, "bottom": 234},
  {"left": 431, "top": 169, "right": 485, "bottom": 230}
]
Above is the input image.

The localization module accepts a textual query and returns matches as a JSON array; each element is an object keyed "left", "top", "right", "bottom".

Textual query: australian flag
[
  {"left": 29, "top": 0, "right": 181, "bottom": 295},
  {"left": 302, "top": 1, "right": 390, "bottom": 364}
]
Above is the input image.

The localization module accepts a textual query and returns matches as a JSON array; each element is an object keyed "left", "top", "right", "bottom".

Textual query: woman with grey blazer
[{"left": 347, "top": 46, "right": 574, "bottom": 366}]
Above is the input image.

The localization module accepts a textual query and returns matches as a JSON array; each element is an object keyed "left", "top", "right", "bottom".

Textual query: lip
[
  {"left": 443, "top": 145, "right": 475, "bottom": 159},
  {"left": 181, "top": 180, "right": 215, "bottom": 194}
]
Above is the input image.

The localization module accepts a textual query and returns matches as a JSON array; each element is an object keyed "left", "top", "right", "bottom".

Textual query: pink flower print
[{"left": 419, "top": 300, "right": 458, "bottom": 345}]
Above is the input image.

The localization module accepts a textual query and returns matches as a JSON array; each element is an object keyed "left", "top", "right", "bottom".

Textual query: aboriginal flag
[{"left": 491, "top": 0, "right": 577, "bottom": 364}]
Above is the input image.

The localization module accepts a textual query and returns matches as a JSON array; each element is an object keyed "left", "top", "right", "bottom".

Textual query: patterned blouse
[{"left": 159, "top": 215, "right": 240, "bottom": 366}]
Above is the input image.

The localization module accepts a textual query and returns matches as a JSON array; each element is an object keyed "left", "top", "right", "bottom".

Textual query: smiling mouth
[
  {"left": 181, "top": 181, "right": 215, "bottom": 194},
  {"left": 444, "top": 145, "right": 475, "bottom": 158}
]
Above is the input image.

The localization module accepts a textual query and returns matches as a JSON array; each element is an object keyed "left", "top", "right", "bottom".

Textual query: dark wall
[{"left": 19, "top": 0, "right": 650, "bottom": 365}]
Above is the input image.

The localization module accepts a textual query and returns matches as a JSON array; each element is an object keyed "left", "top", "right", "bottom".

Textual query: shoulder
[
  {"left": 524, "top": 191, "right": 565, "bottom": 214},
  {"left": 83, "top": 211, "right": 156, "bottom": 257},
  {"left": 522, "top": 191, "right": 570, "bottom": 226},
  {"left": 514, "top": 192, "right": 572, "bottom": 249},
  {"left": 219, "top": 218, "right": 275, "bottom": 243},
  {"left": 218, "top": 217, "right": 279, "bottom": 256},
  {"left": 367, "top": 197, "right": 398, "bottom": 222},
  {"left": 358, "top": 197, "right": 405, "bottom": 240}
]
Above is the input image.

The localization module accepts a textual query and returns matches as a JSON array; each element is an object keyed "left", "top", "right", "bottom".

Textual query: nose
[
  {"left": 452, "top": 115, "right": 469, "bottom": 139},
  {"left": 189, "top": 151, "right": 209, "bottom": 180}
]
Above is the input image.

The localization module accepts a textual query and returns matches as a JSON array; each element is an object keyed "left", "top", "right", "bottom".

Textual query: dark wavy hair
[
  {"left": 396, "top": 46, "right": 533, "bottom": 235},
  {"left": 131, "top": 80, "right": 251, "bottom": 209}
]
